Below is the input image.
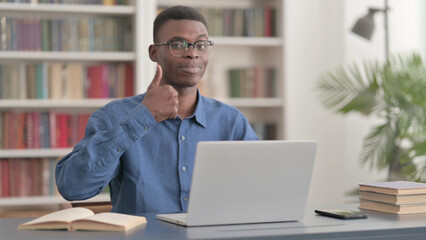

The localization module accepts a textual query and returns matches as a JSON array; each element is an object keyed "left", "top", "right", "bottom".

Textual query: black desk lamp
[{"left": 351, "top": 0, "right": 390, "bottom": 61}]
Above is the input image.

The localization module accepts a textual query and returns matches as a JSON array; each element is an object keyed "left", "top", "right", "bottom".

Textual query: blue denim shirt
[{"left": 55, "top": 91, "right": 258, "bottom": 214}]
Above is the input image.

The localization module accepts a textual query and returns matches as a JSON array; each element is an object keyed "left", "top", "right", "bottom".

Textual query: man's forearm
[{"left": 55, "top": 104, "right": 156, "bottom": 201}]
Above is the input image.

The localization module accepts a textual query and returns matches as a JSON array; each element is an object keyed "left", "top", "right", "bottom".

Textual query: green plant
[{"left": 316, "top": 53, "right": 426, "bottom": 181}]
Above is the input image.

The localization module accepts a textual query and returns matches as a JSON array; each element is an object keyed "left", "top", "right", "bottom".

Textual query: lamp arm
[{"left": 384, "top": 0, "right": 389, "bottom": 63}]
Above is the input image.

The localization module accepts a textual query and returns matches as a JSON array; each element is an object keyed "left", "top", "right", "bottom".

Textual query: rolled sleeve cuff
[{"left": 119, "top": 104, "right": 156, "bottom": 141}]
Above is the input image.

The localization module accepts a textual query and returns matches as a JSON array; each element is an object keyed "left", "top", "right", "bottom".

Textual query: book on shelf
[
  {"left": 360, "top": 191, "right": 426, "bottom": 205},
  {"left": 359, "top": 199, "right": 426, "bottom": 215},
  {"left": 228, "top": 67, "right": 276, "bottom": 98},
  {"left": 359, "top": 181, "right": 426, "bottom": 195},
  {"left": 0, "top": 62, "right": 134, "bottom": 100},
  {"left": 158, "top": 6, "right": 276, "bottom": 37},
  {"left": 0, "top": 158, "right": 57, "bottom": 197},
  {"left": 1, "top": 111, "right": 90, "bottom": 149},
  {"left": 18, "top": 207, "right": 147, "bottom": 232},
  {"left": 0, "top": 16, "right": 132, "bottom": 52},
  {"left": 0, "top": 0, "right": 131, "bottom": 5}
]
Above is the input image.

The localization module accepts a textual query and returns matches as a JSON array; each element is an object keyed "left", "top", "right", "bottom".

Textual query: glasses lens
[
  {"left": 168, "top": 40, "right": 213, "bottom": 57},
  {"left": 194, "top": 41, "right": 213, "bottom": 53},
  {"left": 169, "top": 40, "right": 186, "bottom": 56}
]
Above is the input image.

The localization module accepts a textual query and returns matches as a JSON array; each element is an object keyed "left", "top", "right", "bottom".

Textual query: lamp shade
[{"left": 351, "top": 9, "right": 378, "bottom": 40}]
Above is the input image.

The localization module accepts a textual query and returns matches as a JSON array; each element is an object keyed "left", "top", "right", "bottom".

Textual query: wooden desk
[{"left": 3, "top": 204, "right": 426, "bottom": 240}]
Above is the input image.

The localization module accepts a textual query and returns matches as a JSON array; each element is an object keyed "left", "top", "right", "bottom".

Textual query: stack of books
[{"left": 359, "top": 181, "right": 426, "bottom": 214}]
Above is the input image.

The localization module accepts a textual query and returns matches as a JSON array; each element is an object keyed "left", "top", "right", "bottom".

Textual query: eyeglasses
[{"left": 154, "top": 40, "right": 214, "bottom": 57}]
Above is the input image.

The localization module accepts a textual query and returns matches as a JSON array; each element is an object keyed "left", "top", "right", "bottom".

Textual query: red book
[
  {"left": 70, "top": 114, "right": 79, "bottom": 147},
  {"left": 263, "top": 7, "right": 272, "bottom": 37},
  {"left": 78, "top": 114, "right": 90, "bottom": 141},
  {"left": 9, "top": 159, "right": 20, "bottom": 197},
  {"left": 1, "top": 159, "right": 10, "bottom": 197},
  {"left": 57, "top": 113, "right": 70, "bottom": 148},
  {"left": 124, "top": 64, "right": 134, "bottom": 97}
]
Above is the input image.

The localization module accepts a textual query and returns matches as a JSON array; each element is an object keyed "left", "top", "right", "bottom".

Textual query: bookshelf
[
  {"left": 157, "top": 0, "right": 285, "bottom": 139},
  {"left": 0, "top": 0, "right": 154, "bottom": 206},
  {"left": 0, "top": 148, "right": 71, "bottom": 158},
  {"left": 0, "top": 0, "right": 286, "bottom": 206}
]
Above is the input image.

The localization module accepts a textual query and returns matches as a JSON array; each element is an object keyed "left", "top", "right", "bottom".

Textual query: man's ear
[{"left": 149, "top": 45, "right": 158, "bottom": 62}]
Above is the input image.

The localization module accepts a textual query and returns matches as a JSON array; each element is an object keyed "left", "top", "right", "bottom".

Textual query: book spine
[
  {"left": 26, "top": 112, "right": 35, "bottom": 148},
  {"left": 124, "top": 64, "right": 134, "bottom": 97},
  {"left": 33, "top": 111, "right": 41, "bottom": 149},
  {"left": 0, "top": 111, "right": 2, "bottom": 149},
  {"left": 1, "top": 159, "right": 10, "bottom": 197},
  {"left": 41, "top": 158, "right": 50, "bottom": 196},
  {"left": 49, "top": 111, "right": 57, "bottom": 148}
]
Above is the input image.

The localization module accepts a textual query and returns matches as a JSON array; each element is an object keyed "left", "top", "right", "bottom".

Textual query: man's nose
[{"left": 184, "top": 46, "right": 199, "bottom": 59}]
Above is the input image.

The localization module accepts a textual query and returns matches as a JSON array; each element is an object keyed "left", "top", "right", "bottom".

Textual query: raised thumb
[{"left": 148, "top": 64, "right": 163, "bottom": 90}]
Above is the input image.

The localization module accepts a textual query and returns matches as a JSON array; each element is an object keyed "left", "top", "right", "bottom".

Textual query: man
[{"left": 56, "top": 6, "right": 258, "bottom": 214}]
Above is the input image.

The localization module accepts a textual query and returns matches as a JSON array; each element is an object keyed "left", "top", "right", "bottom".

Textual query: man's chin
[{"left": 172, "top": 81, "right": 200, "bottom": 91}]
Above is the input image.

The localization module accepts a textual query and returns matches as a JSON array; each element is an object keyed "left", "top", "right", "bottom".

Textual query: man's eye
[
  {"left": 196, "top": 44, "right": 206, "bottom": 50},
  {"left": 171, "top": 43, "right": 184, "bottom": 49}
]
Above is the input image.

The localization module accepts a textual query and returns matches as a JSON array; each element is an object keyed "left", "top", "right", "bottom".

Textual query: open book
[{"left": 18, "top": 207, "right": 147, "bottom": 232}]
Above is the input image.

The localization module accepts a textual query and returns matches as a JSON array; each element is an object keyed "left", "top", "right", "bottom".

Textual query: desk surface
[{"left": 3, "top": 204, "right": 426, "bottom": 240}]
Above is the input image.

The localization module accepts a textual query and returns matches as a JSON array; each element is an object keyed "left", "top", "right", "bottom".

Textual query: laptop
[{"left": 156, "top": 140, "right": 317, "bottom": 226}]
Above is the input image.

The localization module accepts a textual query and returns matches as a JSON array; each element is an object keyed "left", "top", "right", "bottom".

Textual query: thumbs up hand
[{"left": 142, "top": 65, "right": 179, "bottom": 122}]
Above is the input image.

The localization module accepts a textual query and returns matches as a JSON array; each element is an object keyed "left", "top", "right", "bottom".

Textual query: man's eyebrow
[{"left": 168, "top": 36, "right": 186, "bottom": 41}]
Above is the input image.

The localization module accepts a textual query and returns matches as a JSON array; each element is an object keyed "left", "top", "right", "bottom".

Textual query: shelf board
[
  {"left": 0, "top": 148, "right": 72, "bottom": 158},
  {"left": 158, "top": 0, "right": 273, "bottom": 8},
  {"left": 222, "top": 98, "right": 283, "bottom": 107},
  {"left": 0, "top": 3, "right": 135, "bottom": 16},
  {"left": 0, "top": 51, "right": 135, "bottom": 62},
  {"left": 0, "top": 99, "right": 116, "bottom": 109},
  {"left": 210, "top": 37, "right": 283, "bottom": 47},
  {"left": 0, "top": 194, "right": 110, "bottom": 208}
]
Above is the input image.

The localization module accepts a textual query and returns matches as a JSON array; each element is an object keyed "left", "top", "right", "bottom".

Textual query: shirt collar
[{"left": 192, "top": 89, "right": 207, "bottom": 128}]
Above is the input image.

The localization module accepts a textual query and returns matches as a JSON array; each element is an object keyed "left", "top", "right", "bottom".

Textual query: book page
[
  {"left": 72, "top": 212, "right": 147, "bottom": 231},
  {"left": 20, "top": 207, "right": 94, "bottom": 226}
]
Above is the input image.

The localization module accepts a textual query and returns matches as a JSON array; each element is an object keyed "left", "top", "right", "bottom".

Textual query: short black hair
[{"left": 153, "top": 5, "right": 208, "bottom": 43}]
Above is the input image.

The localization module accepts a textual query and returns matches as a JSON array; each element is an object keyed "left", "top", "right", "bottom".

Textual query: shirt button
[
  {"left": 117, "top": 147, "right": 122, "bottom": 152},
  {"left": 184, "top": 197, "right": 189, "bottom": 202},
  {"left": 144, "top": 126, "right": 148, "bottom": 131},
  {"left": 181, "top": 136, "right": 186, "bottom": 141},
  {"left": 182, "top": 166, "right": 186, "bottom": 172}
]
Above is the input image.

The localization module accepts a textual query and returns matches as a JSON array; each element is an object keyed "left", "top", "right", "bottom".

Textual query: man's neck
[{"left": 177, "top": 87, "right": 198, "bottom": 119}]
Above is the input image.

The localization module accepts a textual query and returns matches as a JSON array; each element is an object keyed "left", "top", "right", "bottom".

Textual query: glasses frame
[{"left": 154, "top": 39, "right": 214, "bottom": 57}]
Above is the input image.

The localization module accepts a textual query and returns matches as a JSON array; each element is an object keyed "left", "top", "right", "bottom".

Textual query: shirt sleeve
[{"left": 55, "top": 103, "right": 156, "bottom": 201}]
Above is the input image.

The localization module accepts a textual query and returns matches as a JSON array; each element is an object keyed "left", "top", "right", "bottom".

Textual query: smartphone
[{"left": 314, "top": 209, "right": 368, "bottom": 219}]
